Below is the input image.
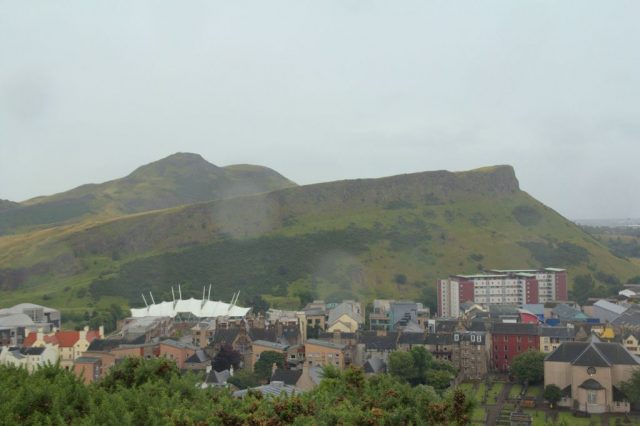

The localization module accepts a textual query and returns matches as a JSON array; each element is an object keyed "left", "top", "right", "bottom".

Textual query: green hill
[
  {"left": 0, "top": 164, "right": 638, "bottom": 315},
  {"left": 0, "top": 153, "right": 296, "bottom": 235}
]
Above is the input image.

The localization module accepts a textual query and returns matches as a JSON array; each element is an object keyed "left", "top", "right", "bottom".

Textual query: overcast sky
[{"left": 1, "top": 1, "right": 639, "bottom": 219}]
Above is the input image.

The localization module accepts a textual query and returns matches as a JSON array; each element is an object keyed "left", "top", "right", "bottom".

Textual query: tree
[
  {"left": 212, "top": 344, "right": 242, "bottom": 372},
  {"left": 620, "top": 368, "right": 640, "bottom": 406},
  {"left": 510, "top": 351, "right": 545, "bottom": 384},
  {"left": 572, "top": 274, "right": 595, "bottom": 305},
  {"left": 389, "top": 351, "right": 417, "bottom": 383},
  {"left": 543, "top": 384, "right": 562, "bottom": 407},
  {"left": 248, "top": 295, "right": 270, "bottom": 314},
  {"left": 253, "top": 351, "right": 284, "bottom": 381},
  {"left": 227, "top": 369, "right": 260, "bottom": 389}
]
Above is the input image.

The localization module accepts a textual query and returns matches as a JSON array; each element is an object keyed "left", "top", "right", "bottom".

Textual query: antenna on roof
[
  {"left": 171, "top": 287, "right": 176, "bottom": 303},
  {"left": 202, "top": 286, "right": 206, "bottom": 301},
  {"left": 142, "top": 294, "right": 148, "bottom": 308},
  {"left": 149, "top": 292, "right": 155, "bottom": 305},
  {"left": 229, "top": 291, "right": 236, "bottom": 305},
  {"left": 208, "top": 284, "right": 212, "bottom": 301},
  {"left": 178, "top": 284, "right": 182, "bottom": 300}
]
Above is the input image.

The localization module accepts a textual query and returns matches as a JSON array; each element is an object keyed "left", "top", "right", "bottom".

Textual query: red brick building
[{"left": 490, "top": 323, "right": 540, "bottom": 373}]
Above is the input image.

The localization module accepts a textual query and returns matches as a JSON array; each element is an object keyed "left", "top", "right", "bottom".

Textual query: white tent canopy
[{"left": 130, "top": 297, "right": 251, "bottom": 319}]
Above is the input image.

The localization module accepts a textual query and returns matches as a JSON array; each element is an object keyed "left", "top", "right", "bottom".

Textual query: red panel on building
[
  {"left": 555, "top": 271, "right": 568, "bottom": 300},
  {"left": 458, "top": 279, "right": 475, "bottom": 304},
  {"left": 525, "top": 278, "right": 538, "bottom": 304}
]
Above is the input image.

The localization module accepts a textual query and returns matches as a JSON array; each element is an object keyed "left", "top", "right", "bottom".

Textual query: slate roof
[
  {"left": 271, "top": 369, "right": 303, "bottom": 386},
  {"left": 467, "top": 321, "right": 489, "bottom": 332},
  {"left": 205, "top": 369, "right": 231, "bottom": 384},
  {"left": 20, "top": 347, "right": 45, "bottom": 356},
  {"left": 357, "top": 332, "right": 398, "bottom": 351},
  {"left": 212, "top": 329, "right": 241, "bottom": 345},
  {"left": 185, "top": 349, "right": 210, "bottom": 364},
  {"left": 253, "top": 340, "right": 288, "bottom": 351},
  {"left": 87, "top": 338, "right": 124, "bottom": 352},
  {"left": 425, "top": 334, "right": 453, "bottom": 345},
  {"left": 435, "top": 320, "right": 458, "bottom": 334},
  {"left": 328, "top": 302, "right": 363, "bottom": 327},
  {"left": 249, "top": 328, "right": 278, "bottom": 343},
  {"left": 160, "top": 339, "right": 196, "bottom": 350},
  {"left": 545, "top": 341, "right": 639, "bottom": 366},
  {"left": 397, "top": 332, "right": 426, "bottom": 345},
  {"left": 611, "top": 305, "right": 640, "bottom": 328},
  {"left": 540, "top": 327, "right": 575, "bottom": 339},
  {"left": 363, "top": 357, "right": 387, "bottom": 374},
  {"left": 573, "top": 345, "right": 611, "bottom": 367},
  {"left": 306, "top": 339, "right": 346, "bottom": 350},
  {"left": 551, "top": 304, "right": 588, "bottom": 321},
  {"left": 491, "top": 323, "right": 539, "bottom": 336}
]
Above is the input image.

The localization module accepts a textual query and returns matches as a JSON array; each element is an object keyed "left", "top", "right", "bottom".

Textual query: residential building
[
  {"left": 621, "top": 332, "right": 640, "bottom": 356},
  {"left": 304, "top": 339, "right": 346, "bottom": 369},
  {"left": 355, "top": 331, "right": 398, "bottom": 366},
  {"left": 23, "top": 326, "right": 103, "bottom": 369},
  {"left": 490, "top": 323, "right": 540, "bottom": 372},
  {"left": 451, "top": 331, "right": 490, "bottom": 380},
  {"left": 251, "top": 340, "right": 289, "bottom": 370},
  {"left": 74, "top": 356, "right": 101, "bottom": 383},
  {"left": 158, "top": 339, "right": 197, "bottom": 369},
  {"left": 545, "top": 341, "right": 639, "bottom": 413},
  {"left": 424, "top": 333, "right": 453, "bottom": 361},
  {"left": 438, "top": 268, "right": 568, "bottom": 317},
  {"left": 540, "top": 326, "right": 576, "bottom": 353},
  {"left": 327, "top": 301, "right": 363, "bottom": 333},
  {"left": 191, "top": 320, "right": 216, "bottom": 348},
  {"left": 0, "top": 345, "right": 59, "bottom": 372}
]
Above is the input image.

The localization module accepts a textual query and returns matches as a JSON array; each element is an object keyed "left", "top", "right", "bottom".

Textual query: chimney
[{"left": 99, "top": 326, "right": 104, "bottom": 338}]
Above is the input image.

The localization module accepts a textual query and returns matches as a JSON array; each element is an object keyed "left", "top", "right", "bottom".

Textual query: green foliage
[
  {"left": 519, "top": 241, "right": 590, "bottom": 266},
  {"left": 544, "top": 384, "right": 562, "bottom": 405},
  {"left": 0, "top": 359, "right": 474, "bottom": 425},
  {"left": 384, "top": 200, "right": 416, "bottom": 210},
  {"left": 573, "top": 274, "right": 596, "bottom": 305},
  {"left": 90, "top": 226, "right": 382, "bottom": 305},
  {"left": 394, "top": 273, "right": 407, "bottom": 285},
  {"left": 0, "top": 195, "right": 95, "bottom": 235},
  {"left": 226, "top": 369, "right": 260, "bottom": 389},
  {"left": 389, "top": 347, "right": 454, "bottom": 390},
  {"left": 511, "top": 351, "right": 545, "bottom": 384},
  {"left": 253, "top": 351, "right": 284, "bottom": 382},
  {"left": 620, "top": 368, "right": 640, "bottom": 405},
  {"left": 512, "top": 205, "right": 542, "bottom": 226}
]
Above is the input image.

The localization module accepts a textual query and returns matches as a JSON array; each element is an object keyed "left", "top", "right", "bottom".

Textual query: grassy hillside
[
  {"left": 1, "top": 165, "right": 638, "bottom": 315},
  {"left": 0, "top": 153, "right": 295, "bottom": 235}
]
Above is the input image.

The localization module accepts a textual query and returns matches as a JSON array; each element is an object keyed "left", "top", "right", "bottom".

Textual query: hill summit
[{"left": 0, "top": 153, "right": 296, "bottom": 235}]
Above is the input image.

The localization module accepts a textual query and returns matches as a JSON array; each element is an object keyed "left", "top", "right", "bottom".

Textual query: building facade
[{"left": 438, "top": 268, "right": 568, "bottom": 317}]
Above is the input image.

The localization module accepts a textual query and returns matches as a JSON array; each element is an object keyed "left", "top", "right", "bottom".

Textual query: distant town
[{"left": 3, "top": 266, "right": 640, "bottom": 424}]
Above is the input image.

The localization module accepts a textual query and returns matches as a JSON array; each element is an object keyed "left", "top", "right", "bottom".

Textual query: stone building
[{"left": 545, "top": 341, "right": 639, "bottom": 413}]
